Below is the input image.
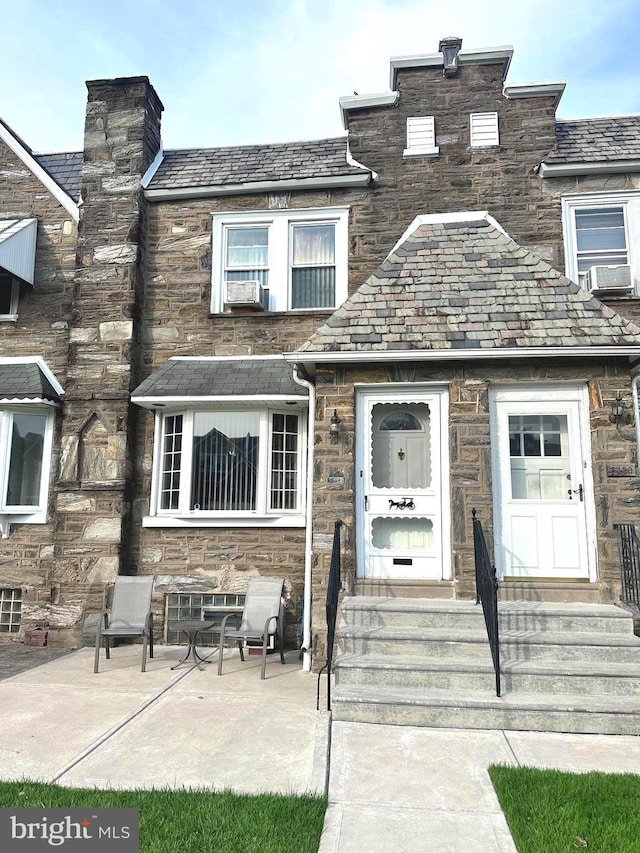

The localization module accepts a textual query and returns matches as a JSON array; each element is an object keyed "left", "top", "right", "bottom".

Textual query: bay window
[
  {"left": 153, "top": 408, "right": 305, "bottom": 524},
  {"left": 212, "top": 207, "right": 348, "bottom": 312},
  {"left": 0, "top": 407, "right": 53, "bottom": 519}
]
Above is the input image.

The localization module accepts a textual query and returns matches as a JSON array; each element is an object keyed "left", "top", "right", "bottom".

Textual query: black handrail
[
  {"left": 614, "top": 523, "right": 640, "bottom": 608},
  {"left": 472, "top": 508, "right": 501, "bottom": 697},
  {"left": 317, "top": 519, "right": 343, "bottom": 711}
]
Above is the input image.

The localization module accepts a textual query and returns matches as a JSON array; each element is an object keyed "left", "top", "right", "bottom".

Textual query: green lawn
[
  {"left": 0, "top": 781, "right": 327, "bottom": 853},
  {"left": 489, "top": 765, "right": 640, "bottom": 853}
]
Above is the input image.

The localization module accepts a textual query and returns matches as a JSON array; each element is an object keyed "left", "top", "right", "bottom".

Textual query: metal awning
[
  {"left": 0, "top": 359, "right": 63, "bottom": 404},
  {"left": 0, "top": 219, "right": 38, "bottom": 285}
]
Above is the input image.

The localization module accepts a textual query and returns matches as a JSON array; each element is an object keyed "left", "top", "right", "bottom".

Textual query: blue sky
[{"left": 2, "top": 0, "right": 639, "bottom": 153}]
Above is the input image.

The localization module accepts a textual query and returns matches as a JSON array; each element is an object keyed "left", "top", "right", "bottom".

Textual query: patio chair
[
  {"left": 94, "top": 575, "right": 154, "bottom": 673},
  {"left": 217, "top": 577, "right": 285, "bottom": 679}
]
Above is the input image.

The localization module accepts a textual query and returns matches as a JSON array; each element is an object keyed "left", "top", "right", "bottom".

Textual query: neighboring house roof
[
  {"left": 545, "top": 117, "right": 640, "bottom": 164},
  {"left": 0, "top": 360, "right": 63, "bottom": 404},
  {"left": 145, "top": 137, "right": 371, "bottom": 197},
  {"left": 298, "top": 212, "right": 640, "bottom": 355},
  {"left": 131, "top": 356, "right": 307, "bottom": 406},
  {"left": 35, "top": 152, "right": 83, "bottom": 201},
  {"left": 0, "top": 117, "right": 80, "bottom": 220}
]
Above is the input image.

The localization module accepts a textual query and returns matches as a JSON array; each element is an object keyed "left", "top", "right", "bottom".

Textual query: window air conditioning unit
[
  {"left": 585, "top": 264, "right": 633, "bottom": 293},
  {"left": 223, "top": 279, "right": 267, "bottom": 310}
]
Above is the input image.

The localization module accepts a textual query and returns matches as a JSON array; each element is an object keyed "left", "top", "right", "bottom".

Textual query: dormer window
[
  {"left": 404, "top": 117, "right": 439, "bottom": 158},
  {"left": 470, "top": 112, "right": 500, "bottom": 148},
  {"left": 0, "top": 273, "right": 19, "bottom": 321}
]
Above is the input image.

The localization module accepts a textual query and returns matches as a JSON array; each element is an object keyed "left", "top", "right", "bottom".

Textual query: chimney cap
[{"left": 438, "top": 36, "right": 463, "bottom": 77}]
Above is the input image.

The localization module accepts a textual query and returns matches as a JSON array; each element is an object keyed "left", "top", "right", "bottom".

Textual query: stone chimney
[{"left": 52, "top": 77, "right": 163, "bottom": 645}]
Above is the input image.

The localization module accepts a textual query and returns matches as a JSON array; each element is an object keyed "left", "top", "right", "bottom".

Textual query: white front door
[
  {"left": 356, "top": 387, "right": 449, "bottom": 579},
  {"left": 491, "top": 386, "right": 594, "bottom": 580}
]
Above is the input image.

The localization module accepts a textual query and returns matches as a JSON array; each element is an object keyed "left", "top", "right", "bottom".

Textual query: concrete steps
[{"left": 332, "top": 596, "right": 640, "bottom": 734}]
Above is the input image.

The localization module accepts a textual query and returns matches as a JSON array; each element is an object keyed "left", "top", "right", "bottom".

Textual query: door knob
[{"left": 568, "top": 484, "right": 584, "bottom": 501}]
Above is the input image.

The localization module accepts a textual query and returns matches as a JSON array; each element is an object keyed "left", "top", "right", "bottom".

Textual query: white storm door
[
  {"left": 356, "top": 388, "right": 449, "bottom": 579},
  {"left": 492, "top": 388, "right": 593, "bottom": 580}
]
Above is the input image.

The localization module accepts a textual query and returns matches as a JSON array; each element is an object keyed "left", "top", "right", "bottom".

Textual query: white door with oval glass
[
  {"left": 356, "top": 388, "right": 449, "bottom": 579},
  {"left": 491, "top": 386, "right": 594, "bottom": 580}
]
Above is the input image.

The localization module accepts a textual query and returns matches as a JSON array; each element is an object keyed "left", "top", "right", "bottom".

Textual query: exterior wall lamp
[
  {"left": 329, "top": 409, "right": 341, "bottom": 443},
  {"left": 611, "top": 393, "right": 626, "bottom": 424},
  {"left": 439, "top": 36, "right": 463, "bottom": 77}
]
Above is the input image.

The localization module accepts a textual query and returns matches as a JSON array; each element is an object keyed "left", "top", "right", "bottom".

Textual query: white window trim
[
  {"left": 0, "top": 403, "right": 55, "bottom": 528},
  {"left": 470, "top": 112, "right": 500, "bottom": 148},
  {"left": 0, "top": 278, "right": 19, "bottom": 322},
  {"left": 404, "top": 116, "right": 439, "bottom": 158},
  {"left": 562, "top": 191, "right": 640, "bottom": 294},
  {"left": 144, "top": 405, "right": 307, "bottom": 529},
  {"left": 211, "top": 207, "right": 349, "bottom": 313}
]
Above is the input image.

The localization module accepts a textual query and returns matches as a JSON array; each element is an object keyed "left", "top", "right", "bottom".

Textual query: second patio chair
[
  {"left": 217, "top": 577, "right": 285, "bottom": 679},
  {"left": 94, "top": 575, "right": 154, "bottom": 673}
]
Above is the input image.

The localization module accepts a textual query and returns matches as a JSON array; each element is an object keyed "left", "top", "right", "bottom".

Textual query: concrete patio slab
[{"left": 0, "top": 645, "right": 327, "bottom": 796}]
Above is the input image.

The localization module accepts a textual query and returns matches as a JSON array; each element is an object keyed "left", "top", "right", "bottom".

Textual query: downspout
[
  {"left": 292, "top": 365, "right": 315, "bottom": 672},
  {"left": 632, "top": 373, "right": 640, "bottom": 462}
]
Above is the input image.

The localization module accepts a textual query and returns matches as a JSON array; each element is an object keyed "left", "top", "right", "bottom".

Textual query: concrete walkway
[{"left": 2, "top": 645, "right": 640, "bottom": 852}]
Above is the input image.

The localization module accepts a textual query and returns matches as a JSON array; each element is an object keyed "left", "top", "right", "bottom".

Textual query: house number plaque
[{"left": 606, "top": 464, "right": 637, "bottom": 478}]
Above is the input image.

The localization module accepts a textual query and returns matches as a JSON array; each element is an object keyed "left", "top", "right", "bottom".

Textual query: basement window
[
  {"left": 165, "top": 592, "right": 245, "bottom": 645},
  {"left": 0, "top": 587, "right": 22, "bottom": 633}
]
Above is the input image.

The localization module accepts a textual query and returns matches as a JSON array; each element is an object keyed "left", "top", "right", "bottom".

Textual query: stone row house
[{"left": 1, "top": 37, "right": 640, "bottom": 681}]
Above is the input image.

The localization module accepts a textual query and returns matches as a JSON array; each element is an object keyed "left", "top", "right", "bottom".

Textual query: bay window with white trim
[
  {"left": 150, "top": 407, "right": 307, "bottom": 525},
  {"left": 212, "top": 208, "right": 348, "bottom": 312},
  {"left": 0, "top": 405, "right": 55, "bottom": 525}
]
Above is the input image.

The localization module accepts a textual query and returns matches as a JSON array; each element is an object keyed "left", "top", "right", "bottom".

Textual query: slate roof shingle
[
  {"left": 0, "top": 362, "right": 62, "bottom": 403},
  {"left": 300, "top": 214, "right": 640, "bottom": 354},
  {"left": 147, "top": 137, "right": 369, "bottom": 190},
  {"left": 35, "top": 152, "right": 83, "bottom": 201},
  {"left": 544, "top": 117, "right": 640, "bottom": 165},
  {"left": 132, "top": 358, "right": 306, "bottom": 399}
]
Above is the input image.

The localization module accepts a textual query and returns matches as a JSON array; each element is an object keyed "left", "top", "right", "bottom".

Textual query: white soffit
[
  {"left": 504, "top": 81, "right": 566, "bottom": 108},
  {"left": 0, "top": 122, "right": 79, "bottom": 222},
  {"left": 390, "top": 46, "right": 513, "bottom": 88},
  {"left": 0, "top": 219, "right": 38, "bottom": 285}
]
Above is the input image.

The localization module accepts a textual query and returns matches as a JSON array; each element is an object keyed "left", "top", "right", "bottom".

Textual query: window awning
[
  {"left": 0, "top": 359, "right": 63, "bottom": 405},
  {"left": 131, "top": 357, "right": 309, "bottom": 410},
  {"left": 0, "top": 219, "right": 38, "bottom": 285}
]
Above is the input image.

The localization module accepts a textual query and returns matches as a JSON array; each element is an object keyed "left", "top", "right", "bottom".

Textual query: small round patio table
[{"left": 169, "top": 620, "right": 217, "bottom": 669}]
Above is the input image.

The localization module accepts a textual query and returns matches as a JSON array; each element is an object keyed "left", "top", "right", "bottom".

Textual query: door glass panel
[
  {"left": 372, "top": 517, "right": 433, "bottom": 550},
  {"left": 508, "top": 414, "right": 569, "bottom": 500},
  {"left": 371, "top": 403, "right": 431, "bottom": 489}
]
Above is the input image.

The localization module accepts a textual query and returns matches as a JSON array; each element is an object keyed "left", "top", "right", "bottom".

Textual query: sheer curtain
[{"left": 291, "top": 224, "right": 335, "bottom": 308}]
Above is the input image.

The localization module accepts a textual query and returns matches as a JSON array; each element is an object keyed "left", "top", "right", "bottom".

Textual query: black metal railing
[
  {"left": 472, "top": 508, "right": 501, "bottom": 697},
  {"left": 317, "top": 519, "right": 343, "bottom": 711},
  {"left": 614, "top": 523, "right": 640, "bottom": 609}
]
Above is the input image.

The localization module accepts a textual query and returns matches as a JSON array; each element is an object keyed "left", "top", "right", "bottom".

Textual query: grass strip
[
  {"left": 0, "top": 781, "right": 327, "bottom": 853},
  {"left": 489, "top": 764, "right": 640, "bottom": 853}
]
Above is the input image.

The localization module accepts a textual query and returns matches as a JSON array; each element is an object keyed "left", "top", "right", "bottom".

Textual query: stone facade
[{"left": 1, "top": 45, "right": 640, "bottom": 664}]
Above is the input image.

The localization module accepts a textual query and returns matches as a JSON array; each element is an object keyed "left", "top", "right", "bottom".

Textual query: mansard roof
[
  {"left": 146, "top": 137, "right": 370, "bottom": 195},
  {"left": 545, "top": 116, "right": 640, "bottom": 165},
  {"left": 299, "top": 213, "right": 640, "bottom": 355}
]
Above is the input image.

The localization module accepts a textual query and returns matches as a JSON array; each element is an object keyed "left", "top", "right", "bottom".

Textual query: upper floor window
[
  {"left": 404, "top": 117, "right": 439, "bottom": 158},
  {"left": 211, "top": 208, "right": 348, "bottom": 313},
  {"left": 0, "top": 273, "right": 19, "bottom": 321},
  {"left": 148, "top": 407, "right": 306, "bottom": 527},
  {"left": 563, "top": 193, "right": 638, "bottom": 295},
  {"left": 470, "top": 112, "right": 500, "bottom": 148}
]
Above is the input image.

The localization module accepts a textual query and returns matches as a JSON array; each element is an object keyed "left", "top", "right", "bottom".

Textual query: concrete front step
[
  {"left": 341, "top": 597, "right": 633, "bottom": 634},
  {"left": 338, "top": 626, "right": 640, "bottom": 663},
  {"left": 336, "top": 654, "right": 640, "bottom": 697},
  {"left": 331, "top": 684, "right": 640, "bottom": 735}
]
